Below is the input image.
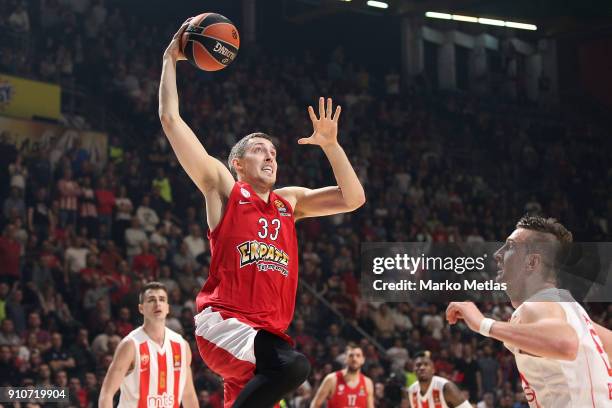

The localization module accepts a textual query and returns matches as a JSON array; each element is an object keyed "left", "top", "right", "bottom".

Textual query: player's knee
[{"left": 282, "top": 353, "right": 310, "bottom": 387}]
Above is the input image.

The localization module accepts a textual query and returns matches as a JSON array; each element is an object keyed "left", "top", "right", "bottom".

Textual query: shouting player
[
  {"left": 310, "top": 344, "right": 374, "bottom": 408},
  {"left": 446, "top": 215, "right": 612, "bottom": 407},
  {"left": 99, "top": 282, "right": 198, "bottom": 407},
  {"left": 159, "top": 21, "right": 366, "bottom": 408},
  {"left": 407, "top": 351, "right": 470, "bottom": 408}
]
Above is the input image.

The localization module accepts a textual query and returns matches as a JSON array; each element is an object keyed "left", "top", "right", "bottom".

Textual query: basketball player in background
[
  {"left": 310, "top": 344, "right": 374, "bottom": 408},
  {"left": 99, "top": 282, "right": 198, "bottom": 407},
  {"left": 446, "top": 215, "right": 612, "bottom": 407},
  {"left": 407, "top": 351, "right": 471, "bottom": 408},
  {"left": 159, "top": 21, "right": 365, "bottom": 408}
]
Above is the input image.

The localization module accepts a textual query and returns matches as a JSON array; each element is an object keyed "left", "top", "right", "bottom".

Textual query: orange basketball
[{"left": 180, "top": 13, "right": 240, "bottom": 71}]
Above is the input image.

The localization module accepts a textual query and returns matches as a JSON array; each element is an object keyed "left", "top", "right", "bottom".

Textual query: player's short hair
[
  {"left": 138, "top": 281, "right": 168, "bottom": 304},
  {"left": 346, "top": 343, "right": 363, "bottom": 353},
  {"left": 227, "top": 132, "right": 275, "bottom": 177},
  {"left": 516, "top": 215, "right": 573, "bottom": 243},
  {"left": 516, "top": 215, "right": 573, "bottom": 279},
  {"left": 413, "top": 350, "right": 433, "bottom": 361}
]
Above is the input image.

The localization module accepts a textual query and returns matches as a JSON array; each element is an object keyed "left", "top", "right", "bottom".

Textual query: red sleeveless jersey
[
  {"left": 196, "top": 182, "right": 298, "bottom": 341},
  {"left": 328, "top": 371, "right": 369, "bottom": 408}
]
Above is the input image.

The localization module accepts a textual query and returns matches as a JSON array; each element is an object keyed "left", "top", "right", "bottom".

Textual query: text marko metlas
[{"left": 371, "top": 253, "right": 507, "bottom": 291}]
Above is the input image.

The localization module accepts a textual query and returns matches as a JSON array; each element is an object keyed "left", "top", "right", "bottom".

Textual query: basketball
[{"left": 180, "top": 12, "right": 240, "bottom": 71}]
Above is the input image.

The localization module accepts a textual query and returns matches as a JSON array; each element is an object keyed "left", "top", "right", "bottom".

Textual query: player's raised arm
[
  {"left": 158, "top": 20, "right": 234, "bottom": 199},
  {"left": 98, "top": 338, "right": 135, "bottom": 408},
  {"left": 277, "top": 97, "right": 365, "bottom": 220},
  {"left": 310, "top": 373, "right": 336, "bottom": 408}
]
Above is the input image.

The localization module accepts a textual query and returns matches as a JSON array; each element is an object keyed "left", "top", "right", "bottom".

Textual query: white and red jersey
[
  {"left": 327, "top": 371, "right": 369, "bottom": 408},
  {"left": 118, "top": 326, "right": 189, "bottom": 408},
  {"left": 408, "top": 376, "right": 450, "bottom": 408},
  {"left": 506, "top": 288, "right": 612, "bottom": 408},
  {"left": 196, "top": 182, "right": 298, "bottom": 341}
]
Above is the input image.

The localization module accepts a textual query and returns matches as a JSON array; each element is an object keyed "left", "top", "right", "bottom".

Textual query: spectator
[
  {"left": 8, "top": 2, "right": 30, "bottom": 33},
  {"left": 113, "top": 185, "right": 133, "bottom": 247},
  {"left": 0, "top": 318, "right": 21, "bottom": 346},
  {"left": 8, "top": 153, "right": 28, "bottom": 192},
  {"left": 0, "top": 224, "right": 21, "bottom": 282},
  {"left": 95, "top": 176, "right": 115, "bottom": 239},
  {"left": 3, "top": 186, "right": 26, "bottom": 220},
  {"left": 56, "top": 168, "right": 81, "bottom": 227},
  {"left": 183, "top": 224, "right": 206, "bottom": 259},
  {"left": 69, "top": 328, "right": 96, "bottom": 378},
  {"left": 124, "top": 216, "right": 147, "bottom": 258},
  {"left": 131, "top": 240, "right": 158, "bottom": 278},
  {"left": 136, "top": 195, "right": 159, "bottom": 234},
  {"left": 44, "top": 332, "right": 75, "bottom": 372}
]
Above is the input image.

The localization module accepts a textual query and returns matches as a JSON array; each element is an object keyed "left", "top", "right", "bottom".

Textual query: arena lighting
[
  {"left": 425, "top": 11, "right": 538, "bottom": 31},
  {"left": 367, "top": 1, "right": 389, "bottom": 9},
  {"left": 425, "top": 11, "right": 451, "bottom": 19},
  {"left": 452, "top": 14, "right": 478, "bottom": 23},
  {"left": 478, "top": 17, "right": 505, "bottom": 26},
  {"left": 505, "top": 21, "right": 537, "bottom": 30}
]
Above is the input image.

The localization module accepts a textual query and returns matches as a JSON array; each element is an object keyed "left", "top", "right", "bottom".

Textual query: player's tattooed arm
[{"left": 443, "top": 382, "right": 470, "bottom": 408}]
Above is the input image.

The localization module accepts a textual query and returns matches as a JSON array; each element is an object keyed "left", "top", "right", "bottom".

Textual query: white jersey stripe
[{"left": 194, "top": 307, "right": 257, "bottom": 364}]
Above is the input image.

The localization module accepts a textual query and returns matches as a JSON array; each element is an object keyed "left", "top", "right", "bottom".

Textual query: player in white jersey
[
  {"left": 99, "top": 281, "right": 198, "bottom": 408},
  {"left": 407, "top": 351, "right": 471, "bottom": 408},
  {"left": 446, "top": 215, "right": 612, "bottom": 407}
]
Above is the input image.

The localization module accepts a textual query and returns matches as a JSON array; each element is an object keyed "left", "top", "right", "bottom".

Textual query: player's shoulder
[
  {"left": 323, "top": 371, "right": 339, "bottom": 386},
  {"left": 518, "top": 301, "right": 567, "bottom": 324},
  {"left": 165, "top": 327, "right": 189, "bottom": 343},
  {"left": 274, "top": 186, "right": 306, "bottom": 209},
  {"left": 407, "top": 380, "right": 419, "bottom": 392}
]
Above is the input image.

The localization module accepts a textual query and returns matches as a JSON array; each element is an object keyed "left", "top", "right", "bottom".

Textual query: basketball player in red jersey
[
  {"left": 159, "top": 22, "right": 365, "bottom": 408},
  {"left": 310, "top": 344, "right": 374, "bottom": 408},
  {"left": 99, "top": 282, "right": 198, "bottom": 408},
  {"left": 407, "top": 351, "right": 470, "bottom": 408},
  {"left": 446, "top": 216, "right": 612, "bottom": 407}
]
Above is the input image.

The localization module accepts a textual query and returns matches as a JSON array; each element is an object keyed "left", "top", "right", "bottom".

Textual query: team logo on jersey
[
  {"left": 237, "top": 240, "right": 290, "bottom": 276},
  {"left": 173, "top": 353, "right": 181, "bottom": 369},
  {"left": 338, "top": 384, "right": 345, "bottom": 394},
  {"left": 141, "top": 354, "right": 150, "bottom": 366},
  {"left": 274, "top": 199, "right": 291, "bottom": 216},
  {"left": 359, "top": 387, "right": 366, "bottom": 396},
  {"left": 432, "top": 389, "right": 441, "bottom": 403},
  {"left": 241, "top": 187, "right": 251, "bottom": 198}
]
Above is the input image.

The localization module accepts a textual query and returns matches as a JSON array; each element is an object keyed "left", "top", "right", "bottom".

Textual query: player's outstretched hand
[
  {"left": 163, "top": 18, "right": 193, "bottom": 61},
  {"left": 446, "top": 301, "right": 485, "bottom": 333},
  {"left": 298, "top": 97, "right": 341, "bottom": 148}
]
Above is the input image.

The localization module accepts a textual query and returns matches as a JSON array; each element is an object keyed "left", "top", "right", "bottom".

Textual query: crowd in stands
[{"left": 1, "top": 1, "right": 611, "bottom": 407}]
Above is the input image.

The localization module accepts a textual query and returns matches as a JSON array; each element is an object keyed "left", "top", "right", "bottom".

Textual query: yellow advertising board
[
  {"left": 0, "top": 116, "right": 107, "bottom": 166},
  {"left": 0, "top": 73, "right": 61, "bottom": 120}
]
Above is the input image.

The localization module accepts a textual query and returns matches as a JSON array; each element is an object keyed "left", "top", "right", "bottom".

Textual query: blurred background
[{"left": 0, "top": 0, "right": 611, "bottom": 406}]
